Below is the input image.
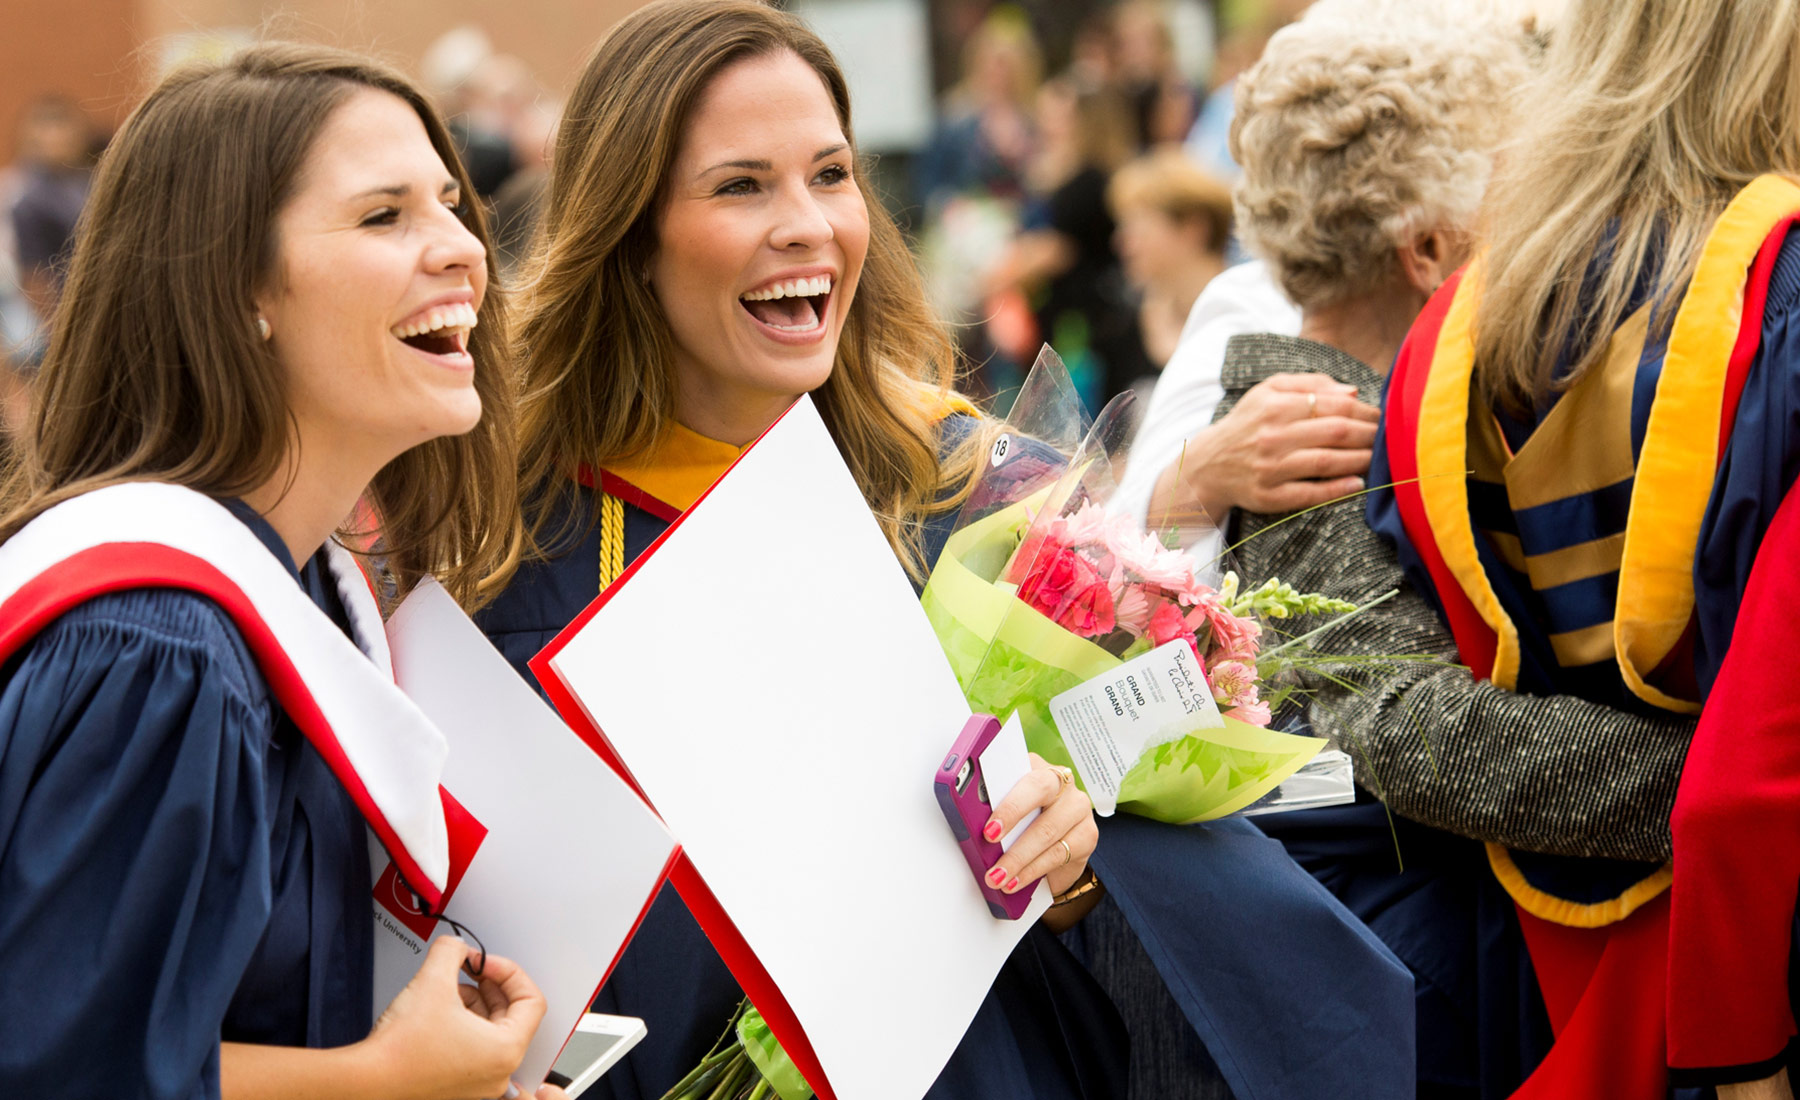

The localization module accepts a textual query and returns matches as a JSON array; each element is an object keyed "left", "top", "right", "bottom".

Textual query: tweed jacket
[{"left": 1216, "top": 333, "right": 1695, "bottom": 862}]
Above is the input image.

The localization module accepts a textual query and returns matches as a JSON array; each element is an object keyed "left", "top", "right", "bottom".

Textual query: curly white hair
[{"left": 1229, "top": 5, "right": 1535, "bottom": 307}]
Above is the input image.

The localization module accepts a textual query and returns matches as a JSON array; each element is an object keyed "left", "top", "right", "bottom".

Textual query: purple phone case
[{"left": 934, "top": 714, "right": 1035, "bottom": 920}]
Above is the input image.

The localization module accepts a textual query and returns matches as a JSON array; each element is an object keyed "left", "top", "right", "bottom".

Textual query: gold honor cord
[{"left": 597, "top": 492, "right": 626, "bottom": 591}]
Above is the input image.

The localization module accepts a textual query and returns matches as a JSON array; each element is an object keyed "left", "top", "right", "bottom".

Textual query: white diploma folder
[
  {"left": 539, "top": 396, "right": 1050, "bottom": 1100},
  {"left": 373, "top": 579, "right": 678, "bottom": 1091}
]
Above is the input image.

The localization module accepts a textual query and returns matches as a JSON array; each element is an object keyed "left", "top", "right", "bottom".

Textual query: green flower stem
[
  {"left": 663, "top": 1039, "right": 739, "bottom": 1099},
  {"left": 683, "top": 1056, "right": 734, "bottom": 1100},
  {"left": 1204, "top": 472, "right": 1469, "bottom": 570},
  {"left": 705, "top": 1055, "right": 753, "bottom": 1100},
  {"left": 1255, "top": 589, "right": 1399, "bottom": 663}
]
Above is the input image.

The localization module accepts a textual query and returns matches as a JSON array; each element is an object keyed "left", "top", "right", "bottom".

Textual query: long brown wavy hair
[
  {"left": 1473, "top": 0, "right": 1800, "bottom": 411},
  {"left": 0, "top": 43, "right": 518, "bottom": 607},
  {"left": 494, "top": 0, "right": 983, "bottom": 595}
]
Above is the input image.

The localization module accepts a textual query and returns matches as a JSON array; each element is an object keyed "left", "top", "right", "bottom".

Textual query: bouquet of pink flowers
[
  {"left": 923, "top": 348, "right": 1367, "bottom": 823},
  {"left": 1007, "top": 499, "right": 1279, "bottom": 725}
]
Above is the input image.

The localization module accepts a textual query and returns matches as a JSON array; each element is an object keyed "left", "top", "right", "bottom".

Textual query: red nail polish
[
  {"left": 1004, "top": 876, "right": 1020, "bottom": 893},
  {"left": 983, "top": 819, "right": 1004, "bottom": 842},
  {"left": 986, "top": 867, "right": 1007, "bottom": 887}
]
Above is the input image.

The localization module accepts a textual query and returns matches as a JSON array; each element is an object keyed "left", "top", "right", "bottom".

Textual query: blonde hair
[
  {"left": 0, "top": 43, "right": 517, "bottom": 608},
  {"left": 1107, "top": 146, "right": 1233, "bottom": 256},
  {"left": 955, "top": 7, "right": 1043, "bottom": 110},
  {"left": 1229, "top": 12, "right": 1531, "bottom": 309},
  {"left": 496, "top": 0, "right": 982, "bottom": 593},
  {"left": 1474, "top": 0, "right": 1800, "bottom": 411},
  {"left": 1056, "top": 77, "right": 1139, "bottom": 174}
]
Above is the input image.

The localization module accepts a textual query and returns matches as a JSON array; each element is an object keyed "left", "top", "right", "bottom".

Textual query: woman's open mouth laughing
[
  {"left": 390, "top": 300, "right": 477, "bottom": 368},
  {"left": 739, "top": 274, "right": 833, "bottom": 343}
]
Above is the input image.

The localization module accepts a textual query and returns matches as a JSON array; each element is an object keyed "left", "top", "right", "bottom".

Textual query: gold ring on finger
[
  {"left": 1052, "top": 765, "right": 1074, "bottom": 791},
  {"left": 1306, "top": 392, "right": 1318, "bottom": 418},
  {"left": 1058, "top": 839, "right": 1073, "bottom": 867}
]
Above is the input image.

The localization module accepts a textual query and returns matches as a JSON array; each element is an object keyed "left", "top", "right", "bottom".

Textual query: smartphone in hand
[
  {"left": 545, "top": 1014, "right": 647, "bottom": 1098},
  {"left": 934, "top": 714, "right": 1033, "bottom": 920}
]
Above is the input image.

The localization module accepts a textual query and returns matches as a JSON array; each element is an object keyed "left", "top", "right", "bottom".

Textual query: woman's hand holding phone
[{"left": 981, "top": 753, "right": 1098, "bottom": 899}]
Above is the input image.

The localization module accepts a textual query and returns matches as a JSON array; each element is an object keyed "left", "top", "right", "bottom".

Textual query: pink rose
[
  {"left": 1018, "top": 542, "right": 1117, "bottom": 637},
  {"left": 1146, "top": 601, "right": 1190, "bottom": 647},
  {"left": 1145, "top": 600, "right": 1203, "bottom": 662},
  {"left": 1059, "top": 575, "right": 1117, "bottom": 637}
]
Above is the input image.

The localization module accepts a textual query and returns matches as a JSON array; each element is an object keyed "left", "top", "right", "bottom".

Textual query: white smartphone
[{"left": 543, "top": 1013, "right": 648, "bottom": 1098}]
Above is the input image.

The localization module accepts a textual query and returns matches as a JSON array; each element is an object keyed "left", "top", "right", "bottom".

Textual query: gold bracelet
[{"left": 1051, "top": 867, "right": 1102, "bottom": 907}]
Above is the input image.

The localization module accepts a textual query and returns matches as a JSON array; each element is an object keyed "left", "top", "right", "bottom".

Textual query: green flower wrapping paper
[{"left": 921, "top": 495, "right": 1325, "bottom": 824}]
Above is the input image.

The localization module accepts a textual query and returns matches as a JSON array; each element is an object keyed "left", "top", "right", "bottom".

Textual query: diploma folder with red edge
[
  {"left": 381, "top": 580, "right": 680, "bottom": 1093},
  {"left": 530, "top": 395, "right": 1050, "bottom": 1100}
]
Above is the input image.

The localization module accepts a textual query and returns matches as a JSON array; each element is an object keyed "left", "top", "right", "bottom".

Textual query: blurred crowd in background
[{"left": 0, "top": 0, "right": 1310, "bottom": 434}]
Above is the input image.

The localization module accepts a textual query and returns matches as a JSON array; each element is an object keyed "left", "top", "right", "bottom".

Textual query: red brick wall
[
  {"left": 1, "top": 0, "right": 144, "bottom": 155},
  {"left": 140, "top": 0, "right": 650, "bottom": 102},
  {"left": 2, "top": 0, "right": 653, "bottom": 159}
]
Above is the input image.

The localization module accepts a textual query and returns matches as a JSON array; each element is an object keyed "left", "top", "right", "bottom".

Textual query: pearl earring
[{"left": 256, "top": 317, "right": 271, "bottom": 341}]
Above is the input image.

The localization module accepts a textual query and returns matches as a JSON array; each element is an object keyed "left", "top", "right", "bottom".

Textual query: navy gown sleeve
[
  {"left": 1694, "top": 226, "right": 1800, "bottom": 695},
  {"left": 0, "top": 590, "right": 280, "bottom": 1100}
]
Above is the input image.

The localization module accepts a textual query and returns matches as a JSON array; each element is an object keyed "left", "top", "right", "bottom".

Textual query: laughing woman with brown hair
[
  {"left": 474, "top": 6, "right": 1117, "bottom": 1098},
  {"left": 0, "top": 44, "right": 563, "bottom": 1100},
  {"left": 476, "top": 4, "right": 1419, "bottom": 1100}
]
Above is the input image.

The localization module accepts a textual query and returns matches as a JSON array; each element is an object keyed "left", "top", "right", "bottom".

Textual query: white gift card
[
  {"left": 981, "top": 712, "right": 1041, "bottom": 850},
  {"left": 1049, "top": 639, "right": 1223, "bottom": 815}
]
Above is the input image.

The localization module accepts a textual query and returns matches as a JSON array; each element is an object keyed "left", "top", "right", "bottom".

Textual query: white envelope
[{"left": 541, "top": 396, "right": 1049, "bottom": 1100}]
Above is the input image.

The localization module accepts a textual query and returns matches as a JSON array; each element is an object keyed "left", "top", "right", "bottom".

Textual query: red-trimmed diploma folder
[
  {"left": 531, "top": 396, "right": 1050, "bottom": 1100},
  {"left": 377, "top": 579, "right": 679, "bottom": 1092}
]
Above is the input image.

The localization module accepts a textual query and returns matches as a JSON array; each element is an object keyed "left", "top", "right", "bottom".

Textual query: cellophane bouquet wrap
[
  {"left": 922, "top": 348, "right": 1356, "bottom": 824},
  {"left": 663, "top": 1000, "right": 810, "bottom": 1100}
]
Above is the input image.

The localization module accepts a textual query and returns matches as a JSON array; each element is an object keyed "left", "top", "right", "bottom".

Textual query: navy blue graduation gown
[
  {"left": 1256, "top": 797, "right": 1550, "bottom": 1099},
  {"left": 0, "top": 502, "right": 373, "bottom": 1099},
  {"left": 1075, "top": 811, "right": 1416, "bottom": 1100}
]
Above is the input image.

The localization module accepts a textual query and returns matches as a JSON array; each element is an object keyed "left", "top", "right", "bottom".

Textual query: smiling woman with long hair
[
  {"left": 490, "top": 13, "right": 982, "bottom": 588},
  {"left": 475, "top": 4, "right": 1425, "bottom": 1100},
  {"left": 0, "top": 44, "right": 562, "bottom": 1100},
  {"left": 473, "top": 4, "right": 1123, "bottom": 1099}
]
